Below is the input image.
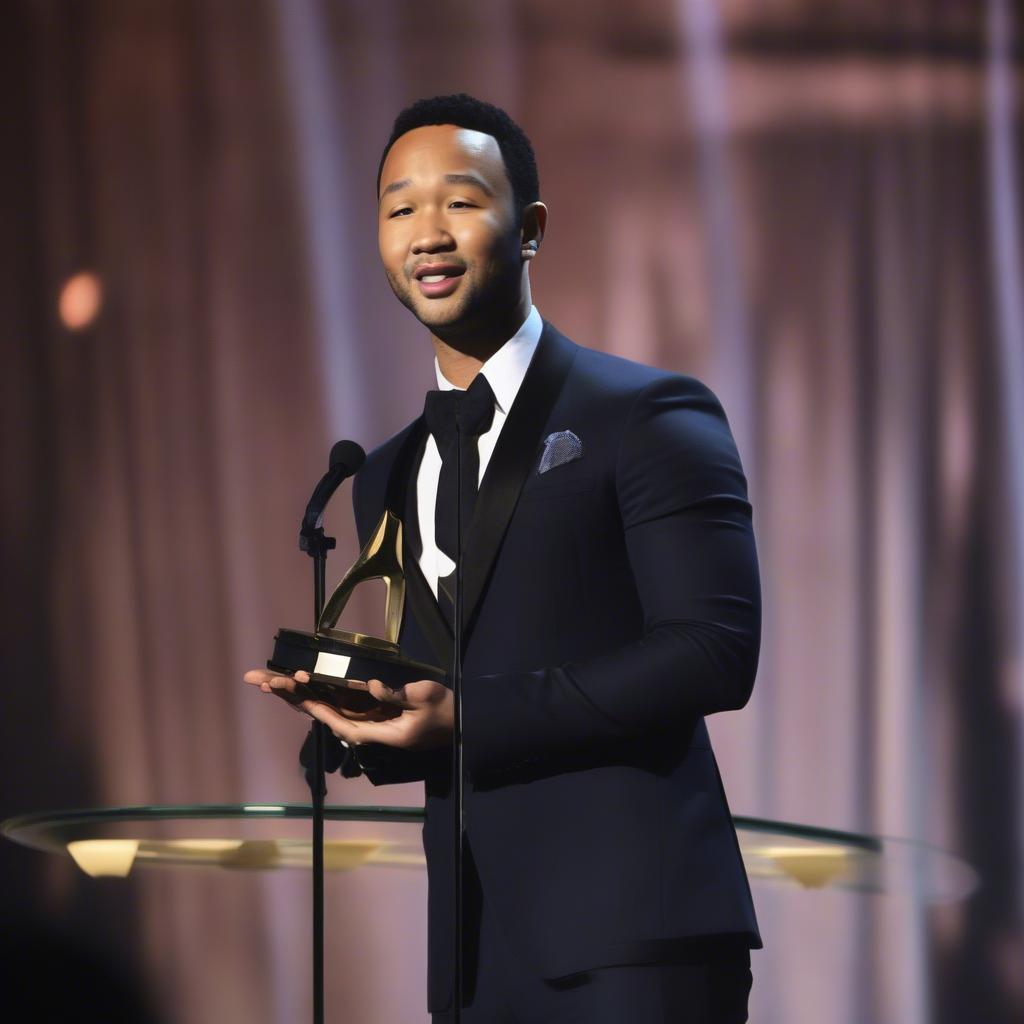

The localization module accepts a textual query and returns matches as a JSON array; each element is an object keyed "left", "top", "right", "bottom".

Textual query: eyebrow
[{"left": 379, "top": 172, "right": 496, "bottom": 204}]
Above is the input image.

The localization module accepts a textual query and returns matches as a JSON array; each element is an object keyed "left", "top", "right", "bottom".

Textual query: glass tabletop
[{"left": 1, "top": 804, "right": 977, "bottom": 904}]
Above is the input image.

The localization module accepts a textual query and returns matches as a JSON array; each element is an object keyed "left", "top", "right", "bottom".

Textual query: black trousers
[{"left": 433, "top": 846, "right": 752, "bottom": 1023}]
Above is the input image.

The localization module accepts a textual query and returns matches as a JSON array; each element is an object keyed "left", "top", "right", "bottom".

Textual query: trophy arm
[{"left": 317, "top": 510, "right": 406, "bottom": 646}]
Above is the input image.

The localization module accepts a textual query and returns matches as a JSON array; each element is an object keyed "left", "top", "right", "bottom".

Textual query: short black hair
[{"left": 376, "top": 93, "right": 539, "bottom": 215}]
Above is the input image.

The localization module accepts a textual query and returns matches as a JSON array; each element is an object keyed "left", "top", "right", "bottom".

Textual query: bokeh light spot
[{"left": 59, "top": 271, "right": 103, "bottom": 330}]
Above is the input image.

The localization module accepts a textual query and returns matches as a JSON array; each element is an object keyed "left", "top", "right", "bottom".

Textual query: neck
[{"left": 431, "top": 288, "right": 532, "bottom": 389}]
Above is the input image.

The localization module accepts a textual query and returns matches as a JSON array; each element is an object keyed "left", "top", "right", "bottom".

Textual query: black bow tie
[{"left": 423, "top": 372, "right": 497, "bottom": 451}]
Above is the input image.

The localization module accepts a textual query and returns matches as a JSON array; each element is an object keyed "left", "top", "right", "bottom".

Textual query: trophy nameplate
[{"left": 268, "top": 511, "right": 445, "bottom": 706}]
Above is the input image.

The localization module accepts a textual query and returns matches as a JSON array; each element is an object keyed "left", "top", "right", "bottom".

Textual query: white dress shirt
[{"left": 416, "top": 304, "right": 543, "bottom": 599}]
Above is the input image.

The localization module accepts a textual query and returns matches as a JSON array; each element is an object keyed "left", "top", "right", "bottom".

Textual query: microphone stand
[
  {"left": 298, "top": 442, "right": 364, "bottom": 1024},
  {"left": 299, "top": 522, "right": 334, "bottom": 1024},
  {"left": 452, "top": 419, "right": 466, "bottom": 1023}
]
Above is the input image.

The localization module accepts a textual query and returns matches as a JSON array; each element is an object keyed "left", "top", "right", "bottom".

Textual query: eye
[
  {"left": 388, "top": 207, "right": 412, "bottom": 218},
  {"left": 449, "top": 201, "right": 474, "bottom": 209}
]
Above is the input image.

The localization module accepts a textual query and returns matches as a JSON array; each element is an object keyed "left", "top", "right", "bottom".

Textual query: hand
[
  {"left": 242, "top": 668, "right": 400, "bottom": 722},
  {"left": 307, "top": 678, "right": 454, "bottom": 751},
  {"left": 243, "top": 669, "right": 454, "bottom": 749},
  {"left": 307, "top": 679, "right": 452, "bottom": 753}
]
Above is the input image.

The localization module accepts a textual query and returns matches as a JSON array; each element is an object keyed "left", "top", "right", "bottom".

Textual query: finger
[
  {"left": 245, "top": 668, "right": 312, "bottom": 688},
  {"left": 367, "top": 678, "right": 410, "bottom": 708},
  {"left": 245, "top": 668, "right": 302, "bottom": 693},
  {"left": 404, "top": 679, "right": 449, "bottom": 705},
  {"left": 266, "top": 673, "right": 302, "bottom": 694},
  {"left": 243, "top": 669, "right": 274, "bottom": 685}
]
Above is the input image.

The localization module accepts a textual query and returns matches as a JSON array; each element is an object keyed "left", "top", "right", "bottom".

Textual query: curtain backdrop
[{"left": 2, "top": 2, "right": 1022, "bottom": 1021}]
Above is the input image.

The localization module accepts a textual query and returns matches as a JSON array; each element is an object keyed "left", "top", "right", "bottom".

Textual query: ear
[{"left": 520, "top": 201, "right": 548, "bottom": 249}]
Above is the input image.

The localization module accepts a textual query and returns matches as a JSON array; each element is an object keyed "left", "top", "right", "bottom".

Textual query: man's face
[{"left": 377, "top": 124, "right": 522, "bottom": 334}]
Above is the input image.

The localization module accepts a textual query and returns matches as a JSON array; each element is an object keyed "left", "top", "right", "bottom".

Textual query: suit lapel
[
  {"left": 462, "top": 321, "right": 577, "bottom": 636},
  {"left": 384, "top": 419, "right": 453, "bottom": 668},
  {"left": 381, "top": 320, "right": 577, "bottom": 664}
]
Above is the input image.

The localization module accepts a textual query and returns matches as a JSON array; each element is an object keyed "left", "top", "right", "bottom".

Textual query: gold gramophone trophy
[{"left": 268, "top": 510, "right": 445, "bottom": 706}]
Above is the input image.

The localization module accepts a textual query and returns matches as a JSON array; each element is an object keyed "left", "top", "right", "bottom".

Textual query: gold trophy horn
[{"left": 268, "top": 511, "right": 444, "bottom": 703}]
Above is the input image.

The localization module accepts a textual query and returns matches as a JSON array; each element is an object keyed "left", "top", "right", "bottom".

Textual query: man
[{"left": 246, "top": 93, "right": 761, "bottom": 1022}]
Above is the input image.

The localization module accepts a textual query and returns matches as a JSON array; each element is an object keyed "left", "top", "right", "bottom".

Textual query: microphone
[
  {"left": 329, "top": 438, "right": 366, "bottom": 476},
  {"left": 300, "top": 440, "right": 366, "bottom": 550}
]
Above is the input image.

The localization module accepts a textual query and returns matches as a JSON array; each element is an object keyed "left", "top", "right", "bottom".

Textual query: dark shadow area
[{"left": 0, "top": 918, "right": 162, "bottom": 1023}]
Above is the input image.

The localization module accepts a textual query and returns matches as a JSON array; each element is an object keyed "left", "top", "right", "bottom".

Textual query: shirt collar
[{"left": 434, "top": 304, "right": 543, "bottom": 415}]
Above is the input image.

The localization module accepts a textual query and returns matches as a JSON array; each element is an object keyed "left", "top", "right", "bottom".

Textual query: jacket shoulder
[
  {"left": 559, "top": 331, "right": 717, "bottom": 408},
  {"left": 362, "top": 419, "right": 418, "bottom": 478}
]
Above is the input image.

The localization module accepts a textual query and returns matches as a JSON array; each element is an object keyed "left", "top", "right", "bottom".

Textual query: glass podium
[{"left": 2, "top": 804, "right": 977, "bottom": 903}]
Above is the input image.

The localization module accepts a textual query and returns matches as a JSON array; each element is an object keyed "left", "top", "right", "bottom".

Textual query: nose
[{"left": 410, "top": 215, "right": 456, "bottom": 255}]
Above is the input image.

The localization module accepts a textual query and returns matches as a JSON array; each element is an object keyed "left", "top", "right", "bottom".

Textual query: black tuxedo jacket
[{"left": 350, "top": 319, "right": 762, "bottom": 1012}]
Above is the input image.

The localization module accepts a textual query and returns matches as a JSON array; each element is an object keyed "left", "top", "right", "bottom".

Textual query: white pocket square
[{"left": 538, "top": 430, "right": 583, "bottom": 474}]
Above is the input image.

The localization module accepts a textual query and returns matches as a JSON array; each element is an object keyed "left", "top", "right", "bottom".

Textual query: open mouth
[{"left": 415, "top": 266, "right": 465, "bottom": 297}]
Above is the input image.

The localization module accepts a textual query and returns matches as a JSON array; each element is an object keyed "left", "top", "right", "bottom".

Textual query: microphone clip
[{"left": 299, "top": 525, "right": 337, "bottom": 559}]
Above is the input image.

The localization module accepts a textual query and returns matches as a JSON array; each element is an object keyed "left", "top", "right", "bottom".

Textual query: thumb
[{"left": 367, "top": 678, "right": 408, "bottom": 707}]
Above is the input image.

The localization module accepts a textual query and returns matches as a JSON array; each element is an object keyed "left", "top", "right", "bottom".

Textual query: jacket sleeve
[{"left": 461, "top": 374, "right": 761, "bottom": 777}]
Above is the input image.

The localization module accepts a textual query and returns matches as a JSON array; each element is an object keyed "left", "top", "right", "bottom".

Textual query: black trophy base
[{"left": 269, "top": 627, "right": 445, "bottom": 707}]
